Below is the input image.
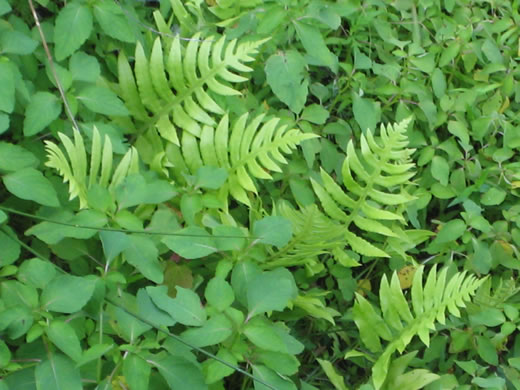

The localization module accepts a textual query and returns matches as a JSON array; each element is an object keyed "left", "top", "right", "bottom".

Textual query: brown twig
[{"left": 27, "top": 0, "right": 80, "bottom": 132}]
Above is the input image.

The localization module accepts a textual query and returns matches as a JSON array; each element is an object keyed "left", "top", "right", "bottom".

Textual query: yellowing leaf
[
  {"left": 357, "top": 279, "right": 371, "bottom": 296},
  {"left": 398, "top": 266, "right": 417, "bottom": 289}
]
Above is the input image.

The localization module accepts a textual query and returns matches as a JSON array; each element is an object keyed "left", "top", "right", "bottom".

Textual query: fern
[
  {"left": 118, "top": 33, "right": 267, "bottom": 140},
  {"left": 168, "top": 113, "right": 317, "bottom": 206},
  {"left": 311, "top": 118, "right": 416, "bottom": 258},
  {"left": 353, "top": 265, "right": 485, "bottom": 389},
  {"left": 45, "top": 128, "right": 139, "bottom": 209},
  {"left": 263, "top": 201, "right": 360, "bottom": 273}
]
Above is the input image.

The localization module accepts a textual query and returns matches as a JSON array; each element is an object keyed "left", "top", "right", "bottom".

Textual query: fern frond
[
  {"left": 262, "top": 202, "right": 359, "bottom": 273},
  {"left": 177, "top": 114, "right": 317, "bottom": 206},
  {"left": 118, "top": 34, "right": 268, "bottom": 140},
  {"left": 45, "top": 127, "right": 139, "bottom": 209},
  {"left": 353, "top": 265, "right": 485, "bottom": 389},
  {"left": 311, "top": 118, "right": 416, "bottom": 258}
]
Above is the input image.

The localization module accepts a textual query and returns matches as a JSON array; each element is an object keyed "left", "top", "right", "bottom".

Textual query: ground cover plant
[{"left": 0, "top": 0, "right": 520, "bottom": 389}]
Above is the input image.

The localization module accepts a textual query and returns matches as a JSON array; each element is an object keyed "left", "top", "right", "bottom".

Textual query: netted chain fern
[
  {"left": 262, "top": 201, "right": 360, "bottom": 274},
  {"left": 45, "top": 128, "right": 138, "bottom": 209},
  {"left": 353, "top": 265, "right": 485, "bottom": 389},
  {"left": 167, "top": 113, "right": 317, "bottom": 206},
  {"left": 118, "top": 33, "right": 267, "bottom": 141},
  {"left": 311, "top": 118, "right": 416, "bottom": 258}
]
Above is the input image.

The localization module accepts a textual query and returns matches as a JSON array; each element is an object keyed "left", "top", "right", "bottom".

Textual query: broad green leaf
[
  {"left": 203, "top": 348, "right": 236, "bottom": 384},
  {"left": 353, "top": 94, "right": 380, "bottom": 132},
  {"left": 162, "top": 227, "right": 217, "bottom": 259},
  {"left": 0, "top": 142, "right": 38, "bottom": 172},
  {"left": 231, "top": 261, "right": 261, "bottom": 307},
  {"left": 35, "top": 354, "right": 82, "bottom": 390},
  {"left": 252, "top": 216, "right": 292, "bottom": 248},
  {"left": 247, "top": 268, "right": 297, "bottom": 318},
  {"left": 54, "top": 2, "right": 93, "bottom": 61},
  {"left": 301, "top": 104, "right": 330, "bottom": 124},
  {"left": 0, "top": 340, "right": 10, "bottom": 368},
  {"left": 115, "top": 174, "right": 176, "bottom": 209},
  {"left": 476, "top": 335, "right": 498, "bottom": 365},
  {"left": 23, "top": 92, "right": 62, "bottom": 136},
  {"left": 0, "top": 0, "right": 11, "bottom": 16},
  {"left": 123, "top": 235, "right": 163, "bottom": 283},
  {"left": 481, "top": 39, "right": 503, "bottom": 64},
  {"left": 1, "top": 281, "right": 37, "bottom": 312},
  {"left": 294, "top": 21, "right": 338, "bottom": 72},
  {"left": 114, "top": 297, "right": 151, "bottom": 342},
  {"left": 257, "top": 351, "right": 300, "bottom": 375},
  {"left": 163, "top": 262, "right": 194, "bottom": 297},
  {"left": 17, "top": 258, "right": 56, "bottom": 289},
  {"left": 430, "top": 156, "right": 449, "bottom": 186},
  {"left": 69, "top": 52, "right": 100, "bottom": 82},
  {"left": 431, "top": 219, "right": 466, "bottom": 245},
  {"left": 151, "top": 355, "right": 208, "bottom": 390},
  {"left": 205, "top": 277, "right": 234, "bottom": 311},
  {"left": 472, "top": 239, "right": 492, "bottom": 274},
  {"left": 409, "top": 53, "right": 435, "bottom": 73},
  {"left": 317, "top": 359, "right": 349, "bottom": 390},
  {"left": 354, "top": 47, "right": 372, "bottom": 70},
  {"left": 212, "top": 225, "right": 246, "bottom": 251},
  {"left": 41, "top": 275, "right": 96, "bottom": 313},
  {"left": 76, "top": 86, "right": 129, "bottom": 116},
  {"left": 0, "top": 230, "right": 20, "bottom": 266},
  {"left": 265, "top": 50, "right": 308, "bottom": 114},
  {"left": 100, "top": 231, "right": 130, "bottom": 263},
  {"left": 195, "top": 166, "right": 228, "bottom": 189},
  {"left": 46, "top": 321, "right": 82, "bottom": 362},
  {"left": 447, "top": 121, "right": 469, "bottom": 146},
  {"left": 136, "top": 288, "right": 176, "bottom": 327},
  {"left": 481, "top": 187, "right": 506, "bottom": 206},
  {"left": 0, "top": 62, "right": 14, "bottom": 113},
  {"left": 244, "top": 318, "right": 287, "bottom": 353},
  {"left": 180, "top": 314, "right": 233, "bottom": 347},
  {"left": 93, "top": 1, "right": 135, "bottom": 43},
  {"left": 431, "top": 68, "right": 446, "bottom": 98},
  {"left": 252, "top": 364, "right": 297, "bottom": 390},
  {"left": 3, "top": 168, "right": 60, "bottom": 207},
  {"left": 76, "top": 344, "right": 113, "bottom": 367},
  {"left": 147, "top": 285, "right": 206, "bottom": 326},
  {"left": 123, "top": 354, "right": 150, "bottom": 390},
  {"left": 0, "top": 30, "right": 38, "bottom": 55}
]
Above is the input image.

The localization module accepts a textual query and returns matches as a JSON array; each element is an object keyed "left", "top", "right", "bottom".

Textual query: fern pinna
[
  {"left": 119, "top": 33, "right": 314, "bottom": 206},
  {"left": 311, "top": 118, "right": 416, "bottom": 258},
  {"left": 353, "top": 266, "right": 485, "bottom": 389}
]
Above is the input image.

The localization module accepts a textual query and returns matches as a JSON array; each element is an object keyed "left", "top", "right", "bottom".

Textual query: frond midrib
[
  {"left": 137, "top": 45, "right": 246, "bottom": 135},
  {"left": 341, "top": 130, "right": 406, "bottom": 231}
]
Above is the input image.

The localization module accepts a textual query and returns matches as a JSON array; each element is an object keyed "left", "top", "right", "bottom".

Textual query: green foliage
[
  {"left": 353, "top": 266, "right": 485, "bottom": 389},
  {"left": 1, "top": 0, "right": 519, "bottom": 389}
]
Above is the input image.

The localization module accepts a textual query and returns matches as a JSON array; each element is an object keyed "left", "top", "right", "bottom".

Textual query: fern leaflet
[
  {"left": 45, "top": 128, "right": 139, "bottom": 209},
  {"left": 311, "top": 118, "right": 416, "bottom": 258},
  {"left": 353, "top": 265, "right": 485, "bottom": 389}
]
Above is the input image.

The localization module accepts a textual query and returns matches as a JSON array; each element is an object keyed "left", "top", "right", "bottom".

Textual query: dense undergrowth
[{"left": 0, "top": 0, "right": 520, "bottom": 389}]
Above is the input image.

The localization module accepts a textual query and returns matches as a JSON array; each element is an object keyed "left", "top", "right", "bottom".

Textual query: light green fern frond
[
  {"left": 45, "top": 128, "right": 139, "bottom": 209},
  {"left": 311, "top": 118, "right": 416, "bottom": 258},
  {"left": 263, "top": 202, "right": 360, "bottom": 274},
  {"left": 170, "top": 113, "right": 317, "bottom": 206},
  {"left": 353, "top": 265, "right": 485, "bottom": 389},
  {"left": 118, "top": 34, "right": 267, "bottom": 140}
]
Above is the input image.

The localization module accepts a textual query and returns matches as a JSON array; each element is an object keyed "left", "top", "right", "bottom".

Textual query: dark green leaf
[
  {"left": 76, "top": 86, "right": 129, "bottom": 116},
  {"left": 54, "top": 2, "right": 93, "bottom": 61},
  {"left": 3, "top": 168, "right": 60, "bottom": 207},
  {"left": 41, "top": 275, "right": 96, "bottom": 313},
  {"left": 35, "top": 354, "right": 82, "bottom": 390},
  {"left": 253, "top": 216, "right": 292, "bottom": 248},
  {"left": 24, "top": 92, "right": 62, "bottom": 136}
]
